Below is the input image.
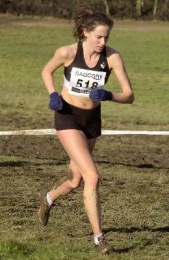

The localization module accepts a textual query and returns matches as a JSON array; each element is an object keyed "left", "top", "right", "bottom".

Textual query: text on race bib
[{"left": 68, "top": 67, "right": 106, "bottom": 97}]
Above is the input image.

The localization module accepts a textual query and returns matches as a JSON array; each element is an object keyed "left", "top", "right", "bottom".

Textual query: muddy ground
[
  {"left": 0, "top": 17, "right": 169, "bottom": 258},
  {"left": 0, "top": 134, "right": 169, "bottom": 228},
  {"left": 0, "top": 129, "right": 169, "bottom": 260}
]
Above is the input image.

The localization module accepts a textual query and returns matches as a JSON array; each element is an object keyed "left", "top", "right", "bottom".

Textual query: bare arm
[
  {"left": 42, "top": 46, "right": 71, "bottom": 94},
  {"left": 109, "top": 52, "right": 134, "bottom": 104}
]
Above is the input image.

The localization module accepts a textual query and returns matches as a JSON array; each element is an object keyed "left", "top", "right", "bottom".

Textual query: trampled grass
[
  {"left": 0, "top": 17, "right": 169, "bottom": 259},
  {"left": 0, "top": 134, "right": 169, "bottom": 259}
]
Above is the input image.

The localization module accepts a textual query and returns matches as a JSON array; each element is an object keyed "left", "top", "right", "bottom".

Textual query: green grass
[
  {"left": 0, "top": 17, "right": 169, "bottom": 131},
  {"left": 0, "top": 17, "right": 169, "bottom": 260}
]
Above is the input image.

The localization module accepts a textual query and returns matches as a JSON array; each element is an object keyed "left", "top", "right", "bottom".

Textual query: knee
[
  {"left": 67, "top": 169, "right": 82, "bottom": 190},
  {"left": 85, "top": 173, "right": 100, "bottom": 189},
  {"left": 71, "top": 178, "right": 82, "bottom": 189}
]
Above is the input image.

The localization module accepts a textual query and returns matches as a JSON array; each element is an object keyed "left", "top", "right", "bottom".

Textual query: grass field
[{"left": 0, "top": 16, "right": 169, "bottom": 259}]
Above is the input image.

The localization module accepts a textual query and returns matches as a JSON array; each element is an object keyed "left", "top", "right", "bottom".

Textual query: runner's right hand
[{"left": 48, "top": 92, "right": 63, "bottom": 111}]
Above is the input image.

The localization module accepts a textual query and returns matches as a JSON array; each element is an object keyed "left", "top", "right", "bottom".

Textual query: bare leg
[
  {"left": 38, "top": 130, "right": 111, "bottom": 254},
  {"left": 38, "top": 151, "right": 83, "bottom": 226},
  {"left": 48, "top": 159, "right": 82, "bottom": 201},
  {"left": 55, "top": 129, "right": 102, "bottom": 236}
]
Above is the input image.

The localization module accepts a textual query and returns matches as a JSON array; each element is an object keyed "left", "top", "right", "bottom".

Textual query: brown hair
[{"left": 73, "top": 6, "right": 113, "bottom": 41}]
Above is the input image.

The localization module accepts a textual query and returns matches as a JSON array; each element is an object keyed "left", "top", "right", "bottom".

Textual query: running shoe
[
  {"left": 38, "top": 191, "right": 51, "bottom": 226},
  {"left": 96, "top": 237, "right": 113, "bottom": 254}
]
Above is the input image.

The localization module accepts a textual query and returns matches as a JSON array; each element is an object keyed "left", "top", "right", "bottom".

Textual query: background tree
[
  {"left": 153, "top": 0, "right": 158, "bottom": 18},
  {"left": 0, "top": 0, "right": 168, "bottom": 20},
  {"left": 136, "top": 0, "right": 142, "bottom": 16},
  {"left": 102, "top": 0, "right": 110, "bottom": 16}
]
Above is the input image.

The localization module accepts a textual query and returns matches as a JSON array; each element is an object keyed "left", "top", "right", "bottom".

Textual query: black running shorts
[{"left": 54, "top": 99, "right": 101, "bottom": 139}]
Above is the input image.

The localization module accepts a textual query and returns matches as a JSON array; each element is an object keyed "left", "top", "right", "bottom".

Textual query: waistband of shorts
[{"left": 62, "top": 98, "right": 101, "bottom": 115}]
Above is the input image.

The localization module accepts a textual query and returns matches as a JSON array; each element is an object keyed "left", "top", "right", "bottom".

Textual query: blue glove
[
  {"left": 49, "top": 92, "right": 63, "bottom": 111},
  {"left": 89, "top": 89, "right": 112, "bottom": 101}
]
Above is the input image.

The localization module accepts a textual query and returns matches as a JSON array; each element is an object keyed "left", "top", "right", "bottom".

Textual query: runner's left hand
[{"left": 89, "top": 89, "right": 112, "bottom": 101}]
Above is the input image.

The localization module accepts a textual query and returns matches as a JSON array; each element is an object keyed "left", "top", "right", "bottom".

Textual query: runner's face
[{"left": 84, "top": 25, "right": 111, "bottom": 52}]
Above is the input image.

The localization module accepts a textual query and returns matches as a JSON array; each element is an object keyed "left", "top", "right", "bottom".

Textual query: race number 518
[{"left": 76, "top": 79, "right": 98, "bottom": 89}]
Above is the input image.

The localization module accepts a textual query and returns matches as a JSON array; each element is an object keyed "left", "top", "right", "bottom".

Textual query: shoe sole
[{"left": 38, "top": 191, "right": 48, "bottom": 226}]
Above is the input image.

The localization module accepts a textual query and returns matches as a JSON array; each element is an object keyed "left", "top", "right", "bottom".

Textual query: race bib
[{"left": 68, "top": 67, "right": 106, "bottom": 97}]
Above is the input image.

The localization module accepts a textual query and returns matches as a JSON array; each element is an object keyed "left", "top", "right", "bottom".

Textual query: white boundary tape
[{"left": 0, "top": 129, "right": 169, "bottom": 136}]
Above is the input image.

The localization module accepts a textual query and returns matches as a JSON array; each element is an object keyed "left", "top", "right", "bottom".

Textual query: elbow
[
  {"left": 41, "top": 68, "right": 50, "bottom": 83},
  {"left": 127, "top": 92, "right": 135, "bottom": 104},
  {"left": 42, "top": 67, "right": 53, "bottom": 82},
  {"left": 129, "top": 93, "right": 135, "bottom": 104},
  {"left": 41, "top": 68, "right": 46, "bottom": 81}
]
